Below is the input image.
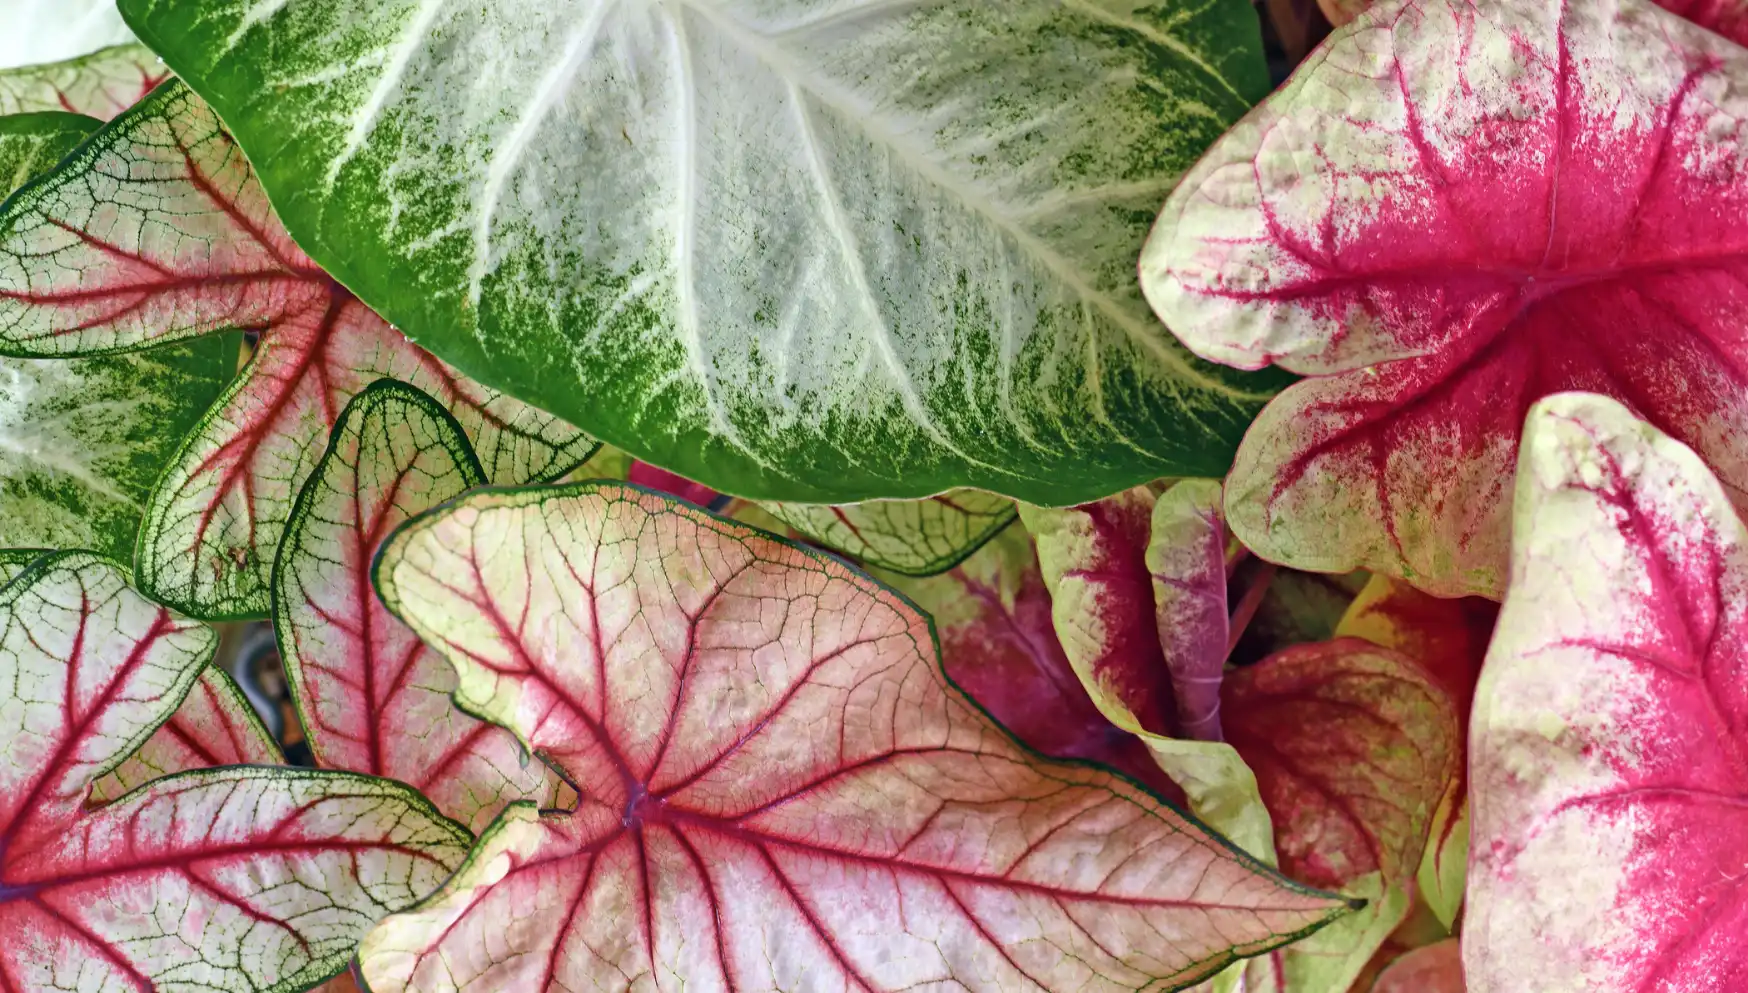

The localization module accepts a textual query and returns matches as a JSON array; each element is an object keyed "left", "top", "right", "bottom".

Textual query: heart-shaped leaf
[
  {"left": 119, "top": 0, "right": 1290, "bottom": 506},
  {"left": 0, "top": 551, "right": 470, "bottom": 993},
  {"left": 361, "top": 482, "right": 1350, "bottom": 992},
  {"left": 1468, "top": 391, "right": 1748, "bottom": 990},
  {"left": 874, "top": 523, "right": 1185, "bottom": 803},
  {"left": 0, "top": 81, "right": 595, "bottom": 619},
  {"left": 275, "top": 379, "right": 565, "bottom": 831},
  {"left": 1224, "top": 639, "right": 1460, "bottom": 993},
  {"left": 0, "top": 45, "right": 166, "bottom": 120},
  {"left": 763, "top": 490, "right": 1018, "bottom": 577},
  {"left": 1336, "top": 575, "right": 1495, "bottom": 928},
  {"left": 1141, "top": 0, "right": 1748, "bottom": 598},
  {"left": 0, "top": 111, "right": 236, "bottom": 563}
]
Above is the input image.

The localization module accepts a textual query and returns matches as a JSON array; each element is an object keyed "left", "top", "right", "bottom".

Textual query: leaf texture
[
  {"left": 0, "top": 44, "right": 167, "bottom": 120},
  {"left": 362, "top": 482, "right": 1350, "bottom": 992},
  {"left": 119, "top": 0, "right": 1289, "bottom": 505},
  {"left": 87, "top": 662, "right": 283, "bottom": 804},
  {"left": 0, "top": 552, "right": 471, "bottom": 993},
  {"left": 275, "top": 380, "right": 564, "bottom": 832},
  {"left": 1142, "top": 0, "right": 1748, "bottom": 598},
  {"left": 0, "top": 81, "right": 594, "bottom": 618},
  {"left": 1467, "top": 392, "right": 1748, "bottom": 991},
  {"left": 764, "top": 490, "right": 1018, "bottom": 576}
]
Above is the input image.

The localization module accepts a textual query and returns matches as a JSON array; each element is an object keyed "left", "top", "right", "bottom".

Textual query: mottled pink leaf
[
  {"left": 1320, "top": 0, "right": 1748, "bottom": 44},
  {"left": 274, "top": 380, "right": 564, "bottom": 831},
  {"left": 88, "top": 663, "right": 282, "bottom": 804},
  {"left": 1373, "top": 939, "right": 1465, "bottom": 993},
  {"left": 1224, "top": 639, "right": 1460, "bottom": 993},
  {"left": 1337, "top": 576, "right": 1495, "bottom": 927},
  {"left": 1468, "top": 391, "right": 1748, "bottom": 991},
  {"left": 876, "top": 524, "right": 1187, "bottom": 804},
  {"left": 361, "top": 483, "right": 1350, "bottom": 992},
  {"left": 1140, "top": 0, "right": 1748, "bottom": 598},
  {"left": 1148, "top": 479, "right": 1231, "bottom": 741},
  {"left": 0, "top": 551, "right": 469, "bottom": 992},
  {"left": 0, "top": 80, "right": 592, "bottom": 619}
]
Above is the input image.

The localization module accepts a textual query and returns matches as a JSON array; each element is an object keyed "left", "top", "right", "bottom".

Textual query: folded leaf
[
  {"left": 120, "top": 0, "right": 1289, "bottom": 506},
  {"left": 0, "top": 81, "right": 594, "bottom": 618},
  {"left": 763, "top": 490, "right": 1018, "bottom": 576},
  {"left": 0, "top": 44, "right": 166, "bottom": 120},
  {"left": 1224, "top": 639, "right": 1460, "bottom": 993},
  {"left": 1147, "top": 479, "right": 1230, "bottom": 741},
  {"left": 1468, "top": 392, "right": 1748, "bottom": 990},
  {"left": 364, "top": 482, "right": 1350, "bottom": 992},
  {"left": 1142, "top": 0, "right": 1748, "bottom": 598},
  {"left": 0, "top": 552, "right": 470, "bottom": 993},
  {"left": 1373, "top": 939, "right": 1464, "bottom": 993},
  {"left": 875, "top": 524, "right": 1185, "bottom": 802},
  {"left": 275, "top": 380, "right": 562, "bottom": 831},
  {"left": 0, "top": 111, "right": 236, "bottom": 562},
  {"left": 1337, "top": 575, "right": 1495, "bottom": 928},
  {"left": 88, "top": 663, "right": 283, "bottom": 803}
]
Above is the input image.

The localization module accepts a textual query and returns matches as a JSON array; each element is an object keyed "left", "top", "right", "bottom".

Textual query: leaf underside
[
  {"left": 361, "top": 482, "right": 1349, "bottom": 992},
  {"left": 120, "top": 0, "right": 1290, "bottom": 506},
  {"left": 762, "top": 489, "right": 1017, "bottom": 576}
]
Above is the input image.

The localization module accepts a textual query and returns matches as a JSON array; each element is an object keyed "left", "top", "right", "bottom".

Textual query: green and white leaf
[
  {"left": 761, "top": 489, "right": 1016, "bottom": 575},
  {"left": 0, "top": 547, "right": 45, "bottom": 585},
  {"left": 119, "top": 0, "right": 1286, "bottom": 505},
  {"left": 0, "top": 114, "right": 235, "bottom": 563}
]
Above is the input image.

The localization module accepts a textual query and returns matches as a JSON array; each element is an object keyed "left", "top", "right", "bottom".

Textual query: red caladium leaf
[
  {"left": 88, "top": 662, "right": 282, "bottom": 804},
  {"left": 1466, "top": 391, "right": 1748, "bottom": 990},
  {"left": 1224, "top": 639, "right": 1460, "bottom": 993},
  {"left": 1373, "top": 939, "right": 1464, "bottom": 993},
  {"left": 1147, "top": 479, "right": 1231, "bottom": 741},
  {"left": 0, "top": 80, "right": 594, "bottom": 619},
  {"left": 1318, "top": 0, "right": 1748, "bottom": 45},
  {"left": 275, "top": 380, "right": 565, "bottom": 832},
  {"left": 0, "top": 44, "right": 167, "bottom": 121},
  {"left": 1140, "top": 0, "right": 1748, "bottom": 598},
  {"left": 874, "top": 524, "right": 1186, "bottom": 803},
  {"left": 360, "top": 482, "right": 1351, "bottom": 992},
  {"left": 0, "top": 551, "right": 470, "bottom": 992},
  {"left": 1337, "top": 576, "right": 1495, "bottom": 927}
]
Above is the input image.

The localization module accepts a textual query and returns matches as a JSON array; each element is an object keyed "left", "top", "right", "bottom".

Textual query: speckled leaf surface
[
  {"left": 275, "top": 380, "right": 562, "bottom": 832},
  {"left": 0, "top": 45, "right": 168, "bottom": 120},
  {"left": 0, "top": 110, "right": 234, "bottom": 564},
  {"left": 1143, "top": 0, "right": 1748, "bottom": 598},
  {"left": 1337, "top": 575, "right": 1494, "bottom": 928},
  {"left": 763, "top": 490, "right": 1017, "bottom": 576},
  {"left": 1467, "top": 392, "right": 1748, "bottom": 991},
  {"left": 87, "top": 663, "right": 283, "bottom": 804},
  {"left": 0, "top": 81, "right": 594, "bottom": 619},
  {"left": 0, "top": 551, "right": 470, "bottom": 993},
  {"left": 1224, "top": 640, "right": 1459, "bottom": 993},
  {"left": 1318, "top": 0, "right": 1748, "bottom": 46},
  {"left": 118, "top": 0, "right": 1289, "bottom": 506},
  {"left": 0, "top": 1, "right": 135, "bottom": 72},
  {"left": 362, "top": 482, "right": 1349, "bottom": 992}
]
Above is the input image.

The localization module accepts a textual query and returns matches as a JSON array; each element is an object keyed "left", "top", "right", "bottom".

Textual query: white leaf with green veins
[{"left": 119, "top": 0, "right": 1286, "bottom": 505}]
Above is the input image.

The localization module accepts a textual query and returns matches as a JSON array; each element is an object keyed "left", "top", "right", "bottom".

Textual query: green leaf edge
[
  {"left": 366, "top": 478, "right": 1358, "bottom": 990},
  {"left": 764, "top": 499, "right": 1019, "bottom": 578}
]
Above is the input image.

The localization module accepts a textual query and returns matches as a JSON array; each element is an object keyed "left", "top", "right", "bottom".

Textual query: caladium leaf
[
  {"left": 873, "top": 524, "right": 1186, "bottom": 803},
  {"left": 87, "top": 662, "right": 283, "bottom": 804},
  {"left": 1141, "top": 0, "right": 1748, "bottom": 598},
  {"left": 0, "top": 45, "right": 167, "bottom": 120},
  {"left": 1337, "top": 575, "right": 1495, "bottom": 928},
  {"left": 362, "top": 482, "right": 1350, "bottom": 992},
  {"left": 0, "top": 0, "right": 135, "bottom": 72},
  {"left": 1465, "top": 391, "right": 1748, "bottom": 990},
  {"left": 275, "top": 379, "right": 563, "bottom": 832},
  {"left": 0, "top": 551, "right": 471, "bottom": 993},
  {"left": 0, "top": 80, "right": 594, "bottom": 619},
  {"left": 1223, "top": 640, "right": 1460, "bottom": 993},
  {"left": 118, "top": 0, "right": 1290, "bottom": 507},
  {"left": 1374, "top": 939, "right": 1464, "bottom": 993},
  {"left": 764, "top": 490, "right": 1018, "bottom": 577},
  {"left": 1147, "top": 479, "right": 1230, "bottom": 741},
  {"left": 0, "top": 548, "right": 45, "bottom": 585},
  {"left": 1316, "top": 0, "right": 1748, "bottom": 46}
]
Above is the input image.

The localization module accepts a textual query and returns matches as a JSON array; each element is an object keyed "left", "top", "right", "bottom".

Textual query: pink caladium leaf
[
  {"left": 874, "top": 524, "right": 1187, "bottom": 804},
  {"left": 1466, "top": 391, "right": 1748, "bottom": 991},
  {"left": 1147, "top": 479, "right": 1231, "bottom": 741},
  {"left": 87, "top": 662, "right": 282, "bottom": 804},
  {"left": 1141, "top": 0, "right": 1748, "bottom": 598},
  {"left": 0, "top": 80, "right": 594, "bottom": 620},
  {"left": 275, "top": 380, "right": 565, "bottom": 832},
  {"left": 763, "top": 490, "right": 1020, "bottom": 577},
  {"left": 0, "top": 551, "right": 470, "bottom": 992},
  {"left": 0, "top": 43, "right": 167, "bottom": 121},
  {"left": 1373, "top": 939, "right": 1465, "bottom": 993},
  {"left": 1318, "top": 0, "right": 1748, "bottom": 46},
  {"left": 1337, "top": 576, "right": 1495, "bottom": 928},
  {"left": 360, "top": 482, "right": 1352, "bottom": 993},
  {"left": 1224, "top": 639, "right": 1460, "bottom": 993}
]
